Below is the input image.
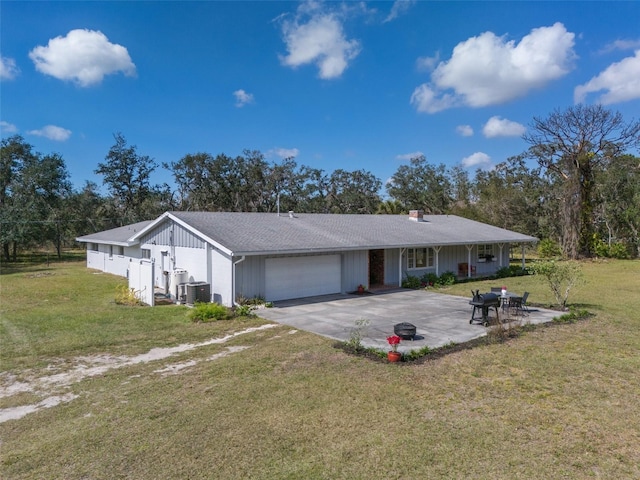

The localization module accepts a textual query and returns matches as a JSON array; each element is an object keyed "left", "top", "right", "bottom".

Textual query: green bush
[
  {"left": 404, "top": 345, "right": 432, "bottom": 360},
  {"left": 347, "top": 318, "right": 370, "bottom": 350},
  {"left": 530, "top": 260, "right": 585, "bottom": 309},
  {"left": 114, "top": 284, "right": 143, "bottom": 306},
  {"left": 234, "top": 304, "right": 255, "bottom": 317},
  {"left": 608, "top": 243, "right": 630, "bottom": 259},
  {"left": 421, "top": 272, "right": 439, "bottom": 286},
  {"left": 538, "top": 238, "right": 562, "bottom": 258},
  {"left": 420, "top": 271, "right": 455, "bottom": 287},
  {"left": 553, "top": 308, "right": 591, "bottom": 324},
  {"left": 188, "top": 302, "right": 232, "bottom": 322},
  {"left": 401, "top": 274, "right": 422, "bottom": 289},
  {"left": 438, "top": 271, "right": 456, "bottom": 286},
  {"left": 495, "top": 265, "right": 530, "bottom": 279},
  {"left": 592, "top": 235, "right": 630, "bottom": 259},
  {"left": 495, "top": 266, "right": 511, "bottom": 278}
]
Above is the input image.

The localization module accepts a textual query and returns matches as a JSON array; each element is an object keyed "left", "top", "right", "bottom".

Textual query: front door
[{"left": 368, "top": 249, "right": 384, "bottom": 287}]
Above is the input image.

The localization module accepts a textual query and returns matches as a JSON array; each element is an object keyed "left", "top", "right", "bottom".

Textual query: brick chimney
[{"left": 409, "top": 210, "right": 424, "bottom": 222}]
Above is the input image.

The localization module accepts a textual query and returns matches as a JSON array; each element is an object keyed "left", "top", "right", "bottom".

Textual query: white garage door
[{"left": 265, "top": 255, "right": 341, "bottom": 301}]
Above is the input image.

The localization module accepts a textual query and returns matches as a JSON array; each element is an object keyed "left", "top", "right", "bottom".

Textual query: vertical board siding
[
  {"left": 342, "top": 250, "right": 368, "bottom": 292},
  {"left": 384, "top": 249, "right": 400, "bottom": 285},
  {"left": 140, "top": 220, "right": 205, "bottom": 249},
  {"left": 235, "top": 255, "right": 264, "bottom": 301}
]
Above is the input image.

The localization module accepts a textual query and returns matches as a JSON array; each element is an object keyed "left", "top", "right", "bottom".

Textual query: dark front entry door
[{"left": 368, "top": 249, "right": 384, "bottom": 287}]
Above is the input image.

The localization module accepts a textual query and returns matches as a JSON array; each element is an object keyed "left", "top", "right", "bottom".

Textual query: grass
[{"left": 1, "top": 255, "right": 639, "bottom": 478}]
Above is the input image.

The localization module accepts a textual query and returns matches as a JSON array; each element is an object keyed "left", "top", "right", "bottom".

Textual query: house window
[
  {"left": 478, "top": 244, "right": 494, "bottom": 261},
  {"left": 116, "top": 246, "right": 124, "bottom": 256},
  {"left": 89, "top": 243, "right": 98, "bottom": 251},
  {"left": 407, "top": 247, "right": 434, "bottom": 269},
  {"left": 141, "top": 248, "right": 151, "bottom": 259}
]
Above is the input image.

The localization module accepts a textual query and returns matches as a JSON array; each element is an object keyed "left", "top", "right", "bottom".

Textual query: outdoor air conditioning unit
[{"left": 186, "top": 282, "right": 210, "bottom": 305}]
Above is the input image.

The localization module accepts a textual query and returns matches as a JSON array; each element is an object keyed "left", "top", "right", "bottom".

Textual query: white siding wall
[
  {"left": 138, "top": 218, "right": 209, "bottom": 291},
  {"left": 212, "top": 248, "right": 233, "bottom": 306},
  {"left": 86, "top": 250, "right": 104, "bottom": 272},
  {"left": 172, "top": 246, "right": 209, "bottom": 284},
  {"left": 86, "top": 245, "right": 139, "bottom": 278}
]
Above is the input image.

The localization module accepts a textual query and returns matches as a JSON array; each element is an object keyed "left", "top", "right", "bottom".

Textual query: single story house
[{"left": 76, "top": 210, "right": 537, "bottom": 306}]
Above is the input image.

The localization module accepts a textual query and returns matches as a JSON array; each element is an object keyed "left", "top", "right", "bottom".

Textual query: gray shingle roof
[
  {"left": 165, "top": 211, "right": 537, "bottom": 255},
  {"left": 75, "top": 220, "right": 153, "bottom": 246}
]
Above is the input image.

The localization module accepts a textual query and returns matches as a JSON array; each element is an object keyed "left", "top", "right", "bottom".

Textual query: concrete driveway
[{"left": 257, "top": 289, "right": 559, "bottom": 353}]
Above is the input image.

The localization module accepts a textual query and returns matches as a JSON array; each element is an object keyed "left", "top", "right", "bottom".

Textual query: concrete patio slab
[{"left": 257, "top": 289, "right": 559, "bottom": 353}]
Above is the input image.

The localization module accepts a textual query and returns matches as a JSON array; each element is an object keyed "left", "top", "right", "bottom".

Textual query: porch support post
[
  {"left": 399, "top": 248, "right": 406, "bottom": 287},
  {"left": 521, "top": 244, "right": 526, "bottom": 269},
  {"left": 465, "top": 244, "right": 474, "bottom": 278},
  {"left": 498, "top": 243, "right": 505, "bottom": 267},
  {"left": 433, "top": 246, "right": 441, "bottom": 276}
]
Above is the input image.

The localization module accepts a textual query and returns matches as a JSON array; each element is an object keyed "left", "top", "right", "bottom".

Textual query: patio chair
[{"left": 509, "top": 292, "right": 530, "bottom": 316}]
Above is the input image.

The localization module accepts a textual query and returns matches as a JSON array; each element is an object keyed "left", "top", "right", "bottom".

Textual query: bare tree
[{"left": 524, "top": 105, "right": 640, "bottom": 259}]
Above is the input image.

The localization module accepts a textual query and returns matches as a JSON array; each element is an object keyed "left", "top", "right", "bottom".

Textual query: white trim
[
  {"left": 129, "top": 212, "right": 233, "bottom": 256},
  {"left": 406, "top": 247, "right": 435, "bottom": 269},
  {"left": 433, "top": 246, "right": 441, "bottom": 276}
]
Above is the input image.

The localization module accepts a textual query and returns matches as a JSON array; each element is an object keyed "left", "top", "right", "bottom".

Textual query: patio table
[{"left": 500, "top": 292, "right": 523, "bottom": 316}]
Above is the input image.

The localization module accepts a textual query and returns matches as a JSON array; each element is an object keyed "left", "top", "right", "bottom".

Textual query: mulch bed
[{"left": 333, "top": 307, "right": 591, "bottom": 365}]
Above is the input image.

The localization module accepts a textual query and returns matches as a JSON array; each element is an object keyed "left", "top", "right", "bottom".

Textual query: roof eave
[
  {"left": 232, "top": 237, "right": 538, "bottom": 256},
  {"left": 75, "top": 237, "right": 140, "bottom": 247}
]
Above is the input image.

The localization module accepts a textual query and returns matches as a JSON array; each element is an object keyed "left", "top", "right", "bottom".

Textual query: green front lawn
[{"left": 1, "top": 257, "right": 639, "bottom": 479}]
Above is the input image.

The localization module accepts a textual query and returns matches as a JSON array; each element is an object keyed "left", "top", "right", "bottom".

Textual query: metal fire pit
[
  {"left": 469, "top": 290, "right": 500, "bottom": 326},
  {"left": 394, "top": 322, "right": 416, "bottom": 340}
]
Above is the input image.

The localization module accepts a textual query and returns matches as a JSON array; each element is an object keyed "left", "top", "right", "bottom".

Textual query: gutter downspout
[{"left": 232, "top": 255, "right": 246, "bottom": 306}]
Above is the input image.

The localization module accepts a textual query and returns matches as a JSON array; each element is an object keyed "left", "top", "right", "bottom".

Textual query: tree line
[{"left": 1, "top": 105, "right": 639, "bottom": 262}]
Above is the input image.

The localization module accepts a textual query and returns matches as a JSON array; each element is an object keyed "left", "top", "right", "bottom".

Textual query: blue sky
[{"left": 1, "top": 1, "right": 639, "bottom": 194}]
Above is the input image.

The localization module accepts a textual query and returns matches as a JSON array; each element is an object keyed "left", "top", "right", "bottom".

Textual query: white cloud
[
  {"left": 29, "top": 29, "right": 136, "bottom": 87},
  {"left": 574, "top": 50, "right": 640, "bottom": 105},
  {"left": 0, "top": 56, "right": 20, "bottom": 80},
  {"left": 411, "top": 22, "right": 576, "bottom": 113},
  {"left": 0, "top": 121, "right": 18, "bottom": 134},
  {"left": 461, "top": 152, "right": 491, "bottom": 169},
  {"left": 456, "top": 125, "right": 473, "bottom": 137},
  {"left": 27, "top": 125, "right": 72, "bottom": 141},
  {"left": 410, "top": 84, "right": 457, "bottom": 113},
  {"left": 599, "top": 39, "right": 640, "bottom": 54},
  {"left": 416, "top": 53, "right": 439, "bottom": 72},
  {"left": 271, "top": 147, "right": 300, "bottom": 159},
  {"left": 279, "top": 3, "right": 360, "bottom": 79},
  {"left": 233, "top": 89, "right": 254, "bottom": 107},
  {"left": 395, "top": 151, "right": 424, "bottom": 161},
  {"left": 482, "top": 116, "right": 525, "bottom": 138},
  {"left": 383, "top": 0, "right": 416, "bottom": 23}
]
